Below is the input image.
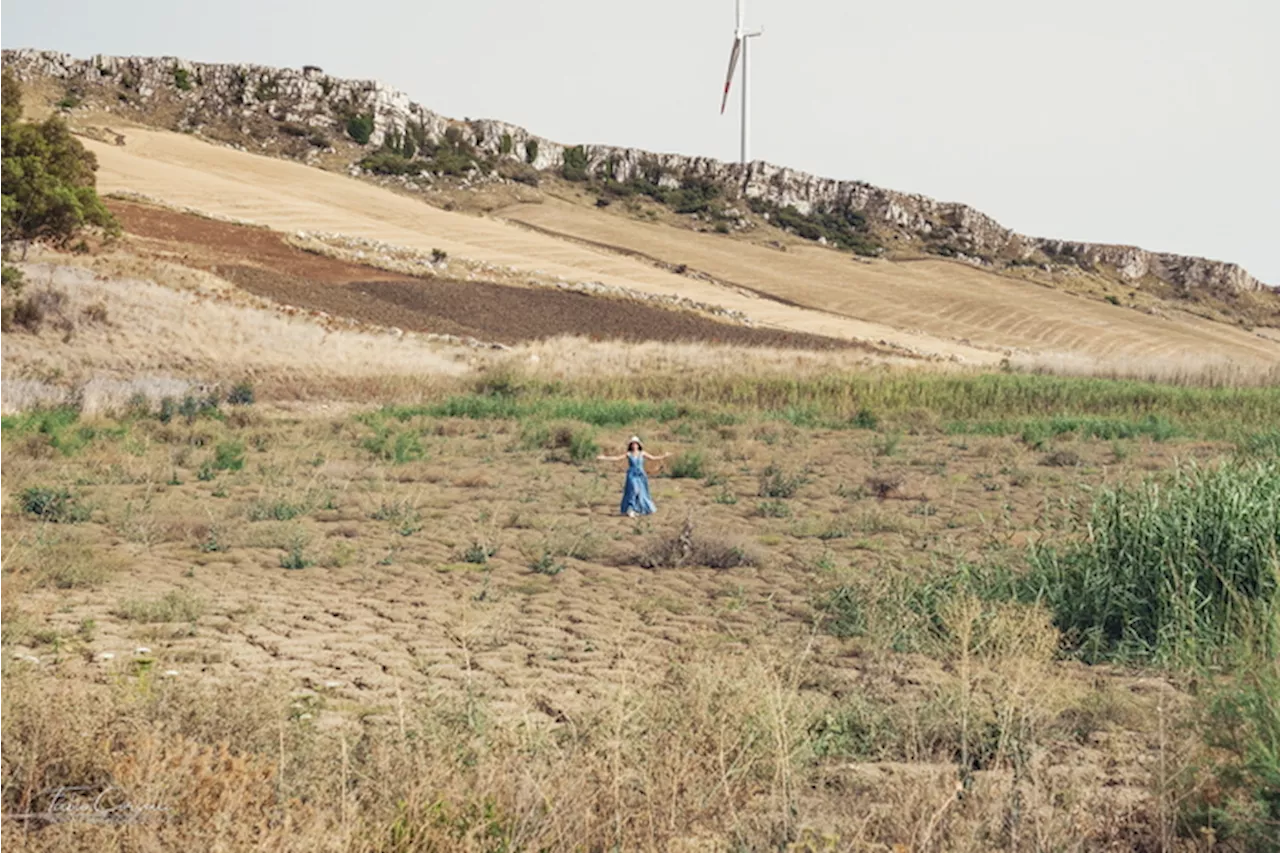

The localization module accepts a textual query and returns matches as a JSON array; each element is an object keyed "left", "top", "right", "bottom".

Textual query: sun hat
[{"left": 628, "top": 435, "right": 643, "bottom": 449}]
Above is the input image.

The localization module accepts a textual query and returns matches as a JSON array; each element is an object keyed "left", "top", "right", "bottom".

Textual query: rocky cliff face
[{"left": 4, "top": 49, "right": 1270, "bottom": 295}]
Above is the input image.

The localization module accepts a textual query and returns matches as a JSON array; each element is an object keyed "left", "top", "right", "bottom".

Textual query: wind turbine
[{"left": 719, "top": 0, "right": 763, "bottom": 165}]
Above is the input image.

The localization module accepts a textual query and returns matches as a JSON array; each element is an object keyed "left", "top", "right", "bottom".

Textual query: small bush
[
  {"left": 529, "top": 552, "right": 565, "bottom": 576},
  {"left": 1041, "top": 449, "right": 1081, "bottom": 467},
  {"left": 280, "top": 544, "right": 312, "bottom": 570},
  {"left": 756, "top": 500, "right": 791, "bottom": 518},
  {"left": 864, "top": 474, "right": 904, "bottom": 500},
  {"left": 499, "top": 132, "right": 513, "bottom": 155},
  {"left": 758, "top": 463, "right": 808, "bottom": 498},
  {"left": 636, "top": 521, "right": 757, "bottom": 570},
  {"left": 851, "top": 408, "right": 879, "bottom": 430},
  {"left": 562, "top": 145, "right": 589, "bottom": 181},
  {"left": 212, "top": 440, "right": 245, "bottom": 471},
  {"left": 431, "top": 248, "right": 448, "bottom": 263},
  {"left": 19, "top": 486, "right": 89, "bottom": 523},
  {"left": 114, "top": 590, "right": 206, "bottom": 623},
  {"left": 173, "top": 67, "right": 193, "bottom": 91},
  {"left": 666, "top": 450, "right": 705, "bottom": 479},
  {"left": 524, "top": 138, "right": 539, "bottom": 164},
  {"left": 874, "top": 431, "right": 902, "bottom": 457},
  {"left": 227, "top": 382, "right": 255, "bottom": 406},
  {"left": 247, "top": 499, "right": 307, "bottom": 522},
  {"left": 346, "top": 113, "right": 374, "bottom": 145},
  {"left": 808, "top": 694, "right": 899, "bottom": 760},
  {"left": 361, "top": 426, "right": 425, "bottom": 464},
  {"left": 523, "top": 421, "right": 598, "bottom": 464},
  {"left": 359, "top": 151, "right": 424, "bottom": 176},
  {"left": 501, "top": 162, "right": 540, "bottom": 186},
  {"left": 1185, "top": 662, "right": 1280, "bottom": 845},
  {"left": 462, "top": 541, "right": 499, "bottom": 565}
]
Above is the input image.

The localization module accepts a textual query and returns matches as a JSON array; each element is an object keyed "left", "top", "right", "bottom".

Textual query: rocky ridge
[{"left": 3, "top": 49, "right": 1270, "bottom": 296}]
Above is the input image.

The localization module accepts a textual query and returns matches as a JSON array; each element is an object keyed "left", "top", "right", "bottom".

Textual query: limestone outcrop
[{"left": 4, "top": 49, "right": 1268, "bottom": 294}]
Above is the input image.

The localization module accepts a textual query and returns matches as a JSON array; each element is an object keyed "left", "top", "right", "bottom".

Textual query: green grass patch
[
  {"left": 1, "top": 407, "right": 125, "bottom": 456},
  {"left": 114, "top": 590, "right": 206, "bottom": 623},
  {"left": 389, "top": 395, "right": 704, "bottom": 427},
  {"left": 666, "top": 450, "right": 706, "bottom": 479},
  {"left": 1023, "top": 460, "right": 1279, "bottom": 666},
  {"left": 18, "top": 487, "right": 90, "bottom": 523},
  {"left": 948, "top": 414, "right": 1181, "bottom": 448}
]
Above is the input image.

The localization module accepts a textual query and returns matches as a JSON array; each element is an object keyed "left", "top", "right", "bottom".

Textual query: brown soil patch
[{"left": 109, "top": 199, "right": 860, "bottom": 349}]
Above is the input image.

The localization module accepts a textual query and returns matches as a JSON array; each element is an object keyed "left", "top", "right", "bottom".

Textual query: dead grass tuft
[{"left": 635, "top": 519, "right": 759, "bottom": 570}]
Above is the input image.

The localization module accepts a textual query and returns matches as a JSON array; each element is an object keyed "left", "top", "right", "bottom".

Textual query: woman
[{"left": 597, "top": 436, "right": 670, "bottom": 517}]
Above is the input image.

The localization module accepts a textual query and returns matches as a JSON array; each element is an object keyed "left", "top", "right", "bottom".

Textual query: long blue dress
[{"left": 620, "top": 452, "right": 657, "bottom": 516}]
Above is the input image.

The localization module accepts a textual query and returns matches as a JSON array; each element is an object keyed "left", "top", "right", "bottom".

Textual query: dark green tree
[
  {"left": 2, "top": 70, "right": 118, "bottom": 254},
  {"left": 2, "top": 71, "right": 22, "bottom": 128}
]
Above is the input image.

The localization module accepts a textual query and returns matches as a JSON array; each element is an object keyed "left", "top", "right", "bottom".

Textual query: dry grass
[
  {"left": 4, "top": 383, "right": 1254, "bottom": 849},
  {"left": 0, "top": 258, "right": 466, "bottom": 397}
]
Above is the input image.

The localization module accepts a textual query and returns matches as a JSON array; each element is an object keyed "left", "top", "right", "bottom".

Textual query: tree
[
  {"left": 2, "top": 70, "right": 118, "bottom": 254},
  {"left": 2, "top": 71, "right": 22, "bottom": 129}
]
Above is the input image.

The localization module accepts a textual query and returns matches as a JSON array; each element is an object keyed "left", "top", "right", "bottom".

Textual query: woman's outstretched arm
[
  {"left": 596, "top": 453, "right": 626, "bottom": 461},
  {"left": 642, "top": 451, "right": 672, "bottom": 460}
]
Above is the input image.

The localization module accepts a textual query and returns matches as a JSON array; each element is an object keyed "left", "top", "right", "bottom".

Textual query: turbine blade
[{"left": 720, "top": 37, "right": 742, "bottom": 114}]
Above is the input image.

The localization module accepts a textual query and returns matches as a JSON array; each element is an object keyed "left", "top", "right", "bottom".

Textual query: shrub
[
  {"left": 431, "top": 248, "right": 448, "bottom": 263},
  {"left": 173, "top": 67, "right": 193, "bottom": 91},
  {"left": 19, "top": 486, "right": 89, "bottom": 523},
  {"left": 756, "top": 500, "right": 791, "bottom": 518},
  {"left": 635, "top": 520, "right": 757, "bottom": 569},
  {"left": 227, "top": 381, "right": 255, "bottom": 405},
  {"left": 346, "top": 113, "right": 374, "bottom": 145},
  {"left": 1041, "top": 449, "right": 1081, "bottom": 467},
  {"left": 758, "top": 463, "right": 808, "bottom": 498},
  {"left": 212, "top": 440, "right": 245, "bottom": 471},
  {"left": 1186, "top": 661, "right": 1280, "bottom": 845},
  {"left": 502, "top": 162, "right": 540, "bottom": 186},
  {"left": 666, "top": 450, "right": 705, "bottom": 479},
  {"left": 819, "top": 589, "right": 870, "bottom": 635},
  {"left": 247, "top": 499, "right": 307, "bottom": 522},
  {"left": 529, "top": 552, "right": 565, "bottom": 576},
  {"left": 499, "top": 132, "right": 513, "bottom": 155},
  {"left": 280, "top": 544, "right": 312, "bottom": 570},
  {"left": 851, "top": 408, "right": 879, "bottom": 430},
  {"left": 748, "top": 196, "right": 881, "bottom": 256},
  {"left": 1024, "top": 460, "right": 1280, "bottom": 665},
  {"left": 462, "top": 541, "right": 498, "bottom": 564},
  {"left": 562, "top": 145, "right": 589, "bottom": 181},
  {"left": 524, "top": 138, "right": 538, "bottom": 164},
  {"left": 361, "top": 425, "right": 425, "bottom": 464},
  {"left": 522, "top": 421, "right": 598, "bottom": 464},
  {"left": 177, "top": 393, "right": 220, "bottom": 424},
  {"left": 359, "top": 151, "right": 424, "bottom": 176},
  {"left": 114, "top": 590, "right": 206, "bottom": 623}
]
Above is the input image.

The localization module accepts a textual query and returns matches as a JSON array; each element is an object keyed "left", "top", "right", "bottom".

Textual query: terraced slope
[
  {"left": 84, "top": 126, "right": 1280, "bottom": 370},
  {"left": 503, "top": 198, "right": 1280, "bottom": 369}
]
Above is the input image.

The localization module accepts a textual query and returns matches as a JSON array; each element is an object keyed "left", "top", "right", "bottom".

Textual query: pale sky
[{"left": 4, "top": 0, "right": 1277, "bottom": 284}]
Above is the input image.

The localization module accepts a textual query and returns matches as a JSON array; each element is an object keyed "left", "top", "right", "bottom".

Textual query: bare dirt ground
[
  {"left": 108, "top": 201, "right": 864, "bottom": 350},
  {"left": 5, "top": 408, "right": 1212, "bottom": 762}
]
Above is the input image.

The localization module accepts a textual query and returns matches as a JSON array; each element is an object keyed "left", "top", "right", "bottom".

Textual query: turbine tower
[{"left": 720, "top": 0, "right": 763, "bottom": 165}]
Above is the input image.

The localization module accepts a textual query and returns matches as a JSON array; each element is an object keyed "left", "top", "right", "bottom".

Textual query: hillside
[
  {"left": 6, "top": 48, "right": 1280, "bottom": 853},
  {"left": 2, "top": 50, "right": 1277, "bottom": 375}
]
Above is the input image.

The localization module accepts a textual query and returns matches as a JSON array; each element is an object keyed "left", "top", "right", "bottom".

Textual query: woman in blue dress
[{"left": 597, "top": 436, "right": 670, "bottom": 517}]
